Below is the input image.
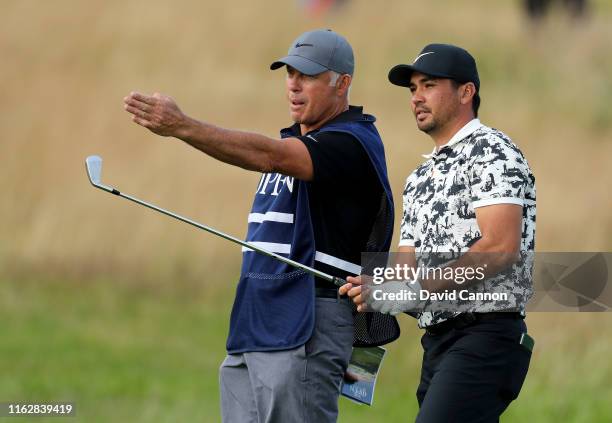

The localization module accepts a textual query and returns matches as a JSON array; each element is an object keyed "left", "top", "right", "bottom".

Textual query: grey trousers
[{"left": 220, "top": 297, "right": 354, "bottom": 423}]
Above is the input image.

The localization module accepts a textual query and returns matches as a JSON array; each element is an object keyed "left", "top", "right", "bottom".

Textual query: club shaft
[{"left": 100, "top": 185, "right": 342, "bottom": 286}]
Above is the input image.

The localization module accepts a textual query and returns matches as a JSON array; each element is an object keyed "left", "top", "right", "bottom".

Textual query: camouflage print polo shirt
[{"left": 399, "top": 119, "right": 536, "bottom": 328}]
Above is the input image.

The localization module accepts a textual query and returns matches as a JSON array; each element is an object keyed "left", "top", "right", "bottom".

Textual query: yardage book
[{"left": 340, "top": 346, "right": 387, "bottom": 406}]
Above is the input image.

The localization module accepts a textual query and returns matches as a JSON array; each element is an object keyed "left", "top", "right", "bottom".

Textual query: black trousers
[{"left": 416, "top": 317, "right": 532, "bottom": 423}]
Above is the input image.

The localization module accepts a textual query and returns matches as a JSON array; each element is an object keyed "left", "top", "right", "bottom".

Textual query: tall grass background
[{"left": 2, "top": 0, "right": 611, "bottom": 421}]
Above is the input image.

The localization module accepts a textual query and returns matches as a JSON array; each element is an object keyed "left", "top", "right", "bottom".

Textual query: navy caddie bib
[{"left": 226, "top": 115, "right": 395, "bottom": 353}]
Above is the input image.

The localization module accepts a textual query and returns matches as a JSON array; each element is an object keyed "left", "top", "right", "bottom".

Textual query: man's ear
[
  {"left": 460, "top": 82, "right": 476, "bottom": 105},
  {"left": 337, "top": 74, "right": 352, "bottom": 96}
]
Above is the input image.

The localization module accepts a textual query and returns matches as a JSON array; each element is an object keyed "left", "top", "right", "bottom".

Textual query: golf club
[{"left": 85, "top": 155, "right": 347, "bottom": 287}]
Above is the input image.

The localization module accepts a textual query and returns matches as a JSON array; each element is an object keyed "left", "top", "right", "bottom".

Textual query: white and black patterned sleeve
[
  {"left": 468, "top": 135, "right": 530, "bottom": 209},
  {"left": 399, "top": 174, "right": 416, "bottom": 247}
]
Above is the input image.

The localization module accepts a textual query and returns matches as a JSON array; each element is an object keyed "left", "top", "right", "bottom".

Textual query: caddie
[{"left": 124, "top": 29, "right": 398, "bottom": 422}]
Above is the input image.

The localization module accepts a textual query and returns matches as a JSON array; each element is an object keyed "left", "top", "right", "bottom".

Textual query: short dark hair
[
  {"left": 451, "top": 80, "right": 480, "bottom": 117},
  {"left": 472, "top": 93, "right": 480, "bottom": 117}
]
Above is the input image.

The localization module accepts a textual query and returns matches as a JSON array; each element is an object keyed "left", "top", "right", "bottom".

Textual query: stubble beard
[
  {"left": 417, "top": 105, "right": 455, "bottom": 136},
  {"left": 418, "top": 118, "right": 437, "bottom": 134},
  {"left": 415, "top": 112, "right": 438, "bottom": 134}
]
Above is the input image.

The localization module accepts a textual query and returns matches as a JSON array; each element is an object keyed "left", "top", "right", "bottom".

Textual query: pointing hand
[{"left": 124, "top": 91, "right": 188, "bottom": 138}]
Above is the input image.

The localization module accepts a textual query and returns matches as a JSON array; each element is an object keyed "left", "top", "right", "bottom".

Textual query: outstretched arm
[{"left": 124, "top": 91, "right": 314, "bottom": 180}]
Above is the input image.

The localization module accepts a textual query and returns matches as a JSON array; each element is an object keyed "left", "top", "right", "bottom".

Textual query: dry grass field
[{"left": 2, "top": 0, "right": 612, "bottom": 421}]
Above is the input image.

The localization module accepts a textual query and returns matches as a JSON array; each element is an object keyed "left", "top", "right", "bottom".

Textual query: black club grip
[{"left": 332, "top": 276, "right": 348, "bottom": 287}]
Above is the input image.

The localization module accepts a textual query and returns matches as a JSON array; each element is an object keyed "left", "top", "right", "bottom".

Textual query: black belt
[
  {"left": 315, "top": 287, "right": 340, "bottom": 299},
  {"left": 425, "top": 312, "right": 524, "bottom": 335},
  {"left": 315, "top": 287, "right": 352, "bottom": 303}
]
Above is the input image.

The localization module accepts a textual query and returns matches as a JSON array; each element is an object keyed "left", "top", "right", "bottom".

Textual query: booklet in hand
[{"left": 341, "top": 346, "right": 387, "bottom": 406}]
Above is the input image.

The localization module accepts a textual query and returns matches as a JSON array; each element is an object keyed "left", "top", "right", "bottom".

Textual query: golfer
[
  {"left": 124, "top": 29, "right": 397, "bottom": 422},
  {"left": 341, "top": 43, "right": 536, "bottom": 421}
]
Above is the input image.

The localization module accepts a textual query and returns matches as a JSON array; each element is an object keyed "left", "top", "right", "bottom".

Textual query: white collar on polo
[{"left": 422, "top": 118, "right": 483, "bottom": 159}]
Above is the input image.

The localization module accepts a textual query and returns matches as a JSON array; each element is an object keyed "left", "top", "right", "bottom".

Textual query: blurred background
[{"left": 2, "top": 0, "right": 611, "bottom": 421}]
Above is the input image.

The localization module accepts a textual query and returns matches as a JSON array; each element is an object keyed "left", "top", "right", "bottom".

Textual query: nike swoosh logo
[
  {"left": 295, "top": 43, "right": 314, "bottom": 48},
  {"left": 413, "top": 51, "right": 434, "bottom": 63}
]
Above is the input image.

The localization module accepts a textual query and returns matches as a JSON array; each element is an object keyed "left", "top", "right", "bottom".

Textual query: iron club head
[
  {"left": 85, "top": 155, "right": 103, "bottom": 186},
  {"left": 85, "top": 155, "right": 116, "bottom": 193}
]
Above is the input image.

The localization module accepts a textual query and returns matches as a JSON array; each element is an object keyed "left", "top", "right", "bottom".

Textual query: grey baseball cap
[{"left": 270, "top": 29, "right": 354, "bottom": 76}]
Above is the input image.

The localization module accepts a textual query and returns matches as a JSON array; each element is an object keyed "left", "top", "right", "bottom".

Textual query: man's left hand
[{"left": 339, "top": 275, "right": 367, "bottom": 312}]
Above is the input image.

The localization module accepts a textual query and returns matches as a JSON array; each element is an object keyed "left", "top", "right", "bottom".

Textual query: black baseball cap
[
  {"left": 388, "top": 43, "right": 480, "bottom": 91},
  {"left": 270, "top": 29, "right": 354, "bottom": 76}
]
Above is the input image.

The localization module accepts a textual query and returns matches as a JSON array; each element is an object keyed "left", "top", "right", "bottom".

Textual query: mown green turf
[
  {"left": 1, "top": 277, "right": 231, "bottom": 422},
  {"left": 2, "top": 278, "right": 611, "bottom": 422}
]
